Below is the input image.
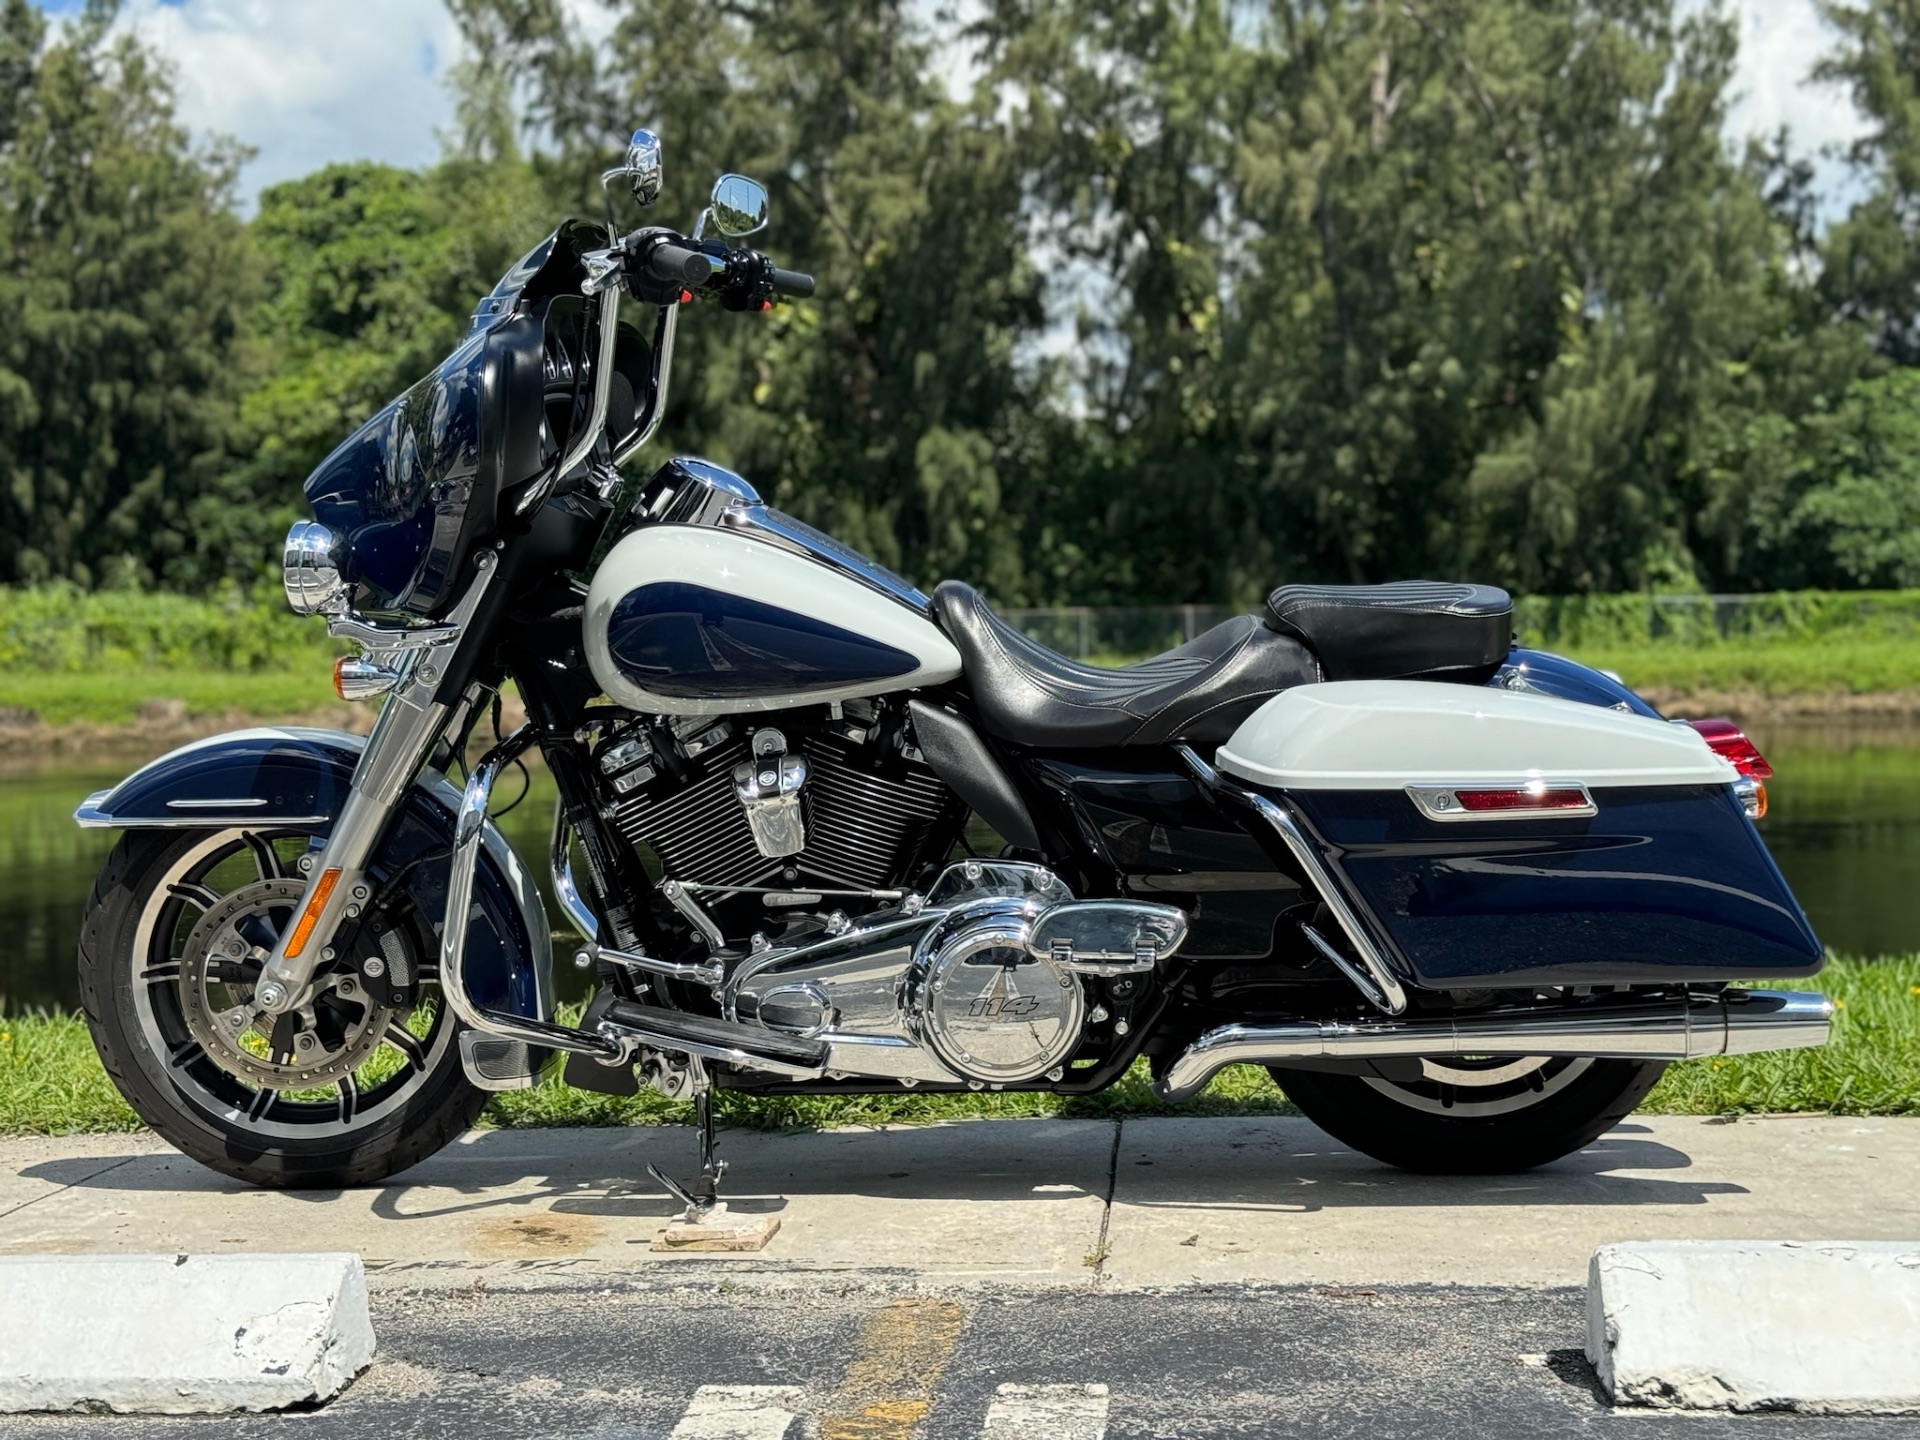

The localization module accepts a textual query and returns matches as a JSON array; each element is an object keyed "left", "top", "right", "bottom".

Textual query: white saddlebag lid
[{"left": 1215, "top": 680, "right": 1736, "bottom": 790}]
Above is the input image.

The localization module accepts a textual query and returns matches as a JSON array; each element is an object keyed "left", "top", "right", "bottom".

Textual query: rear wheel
[
  {"left": 1269, "top": 1055, "right": 1667, "bottom": 1174},
  {"left": 78, "top": 827, "right": 487, "bottom": 1189}
]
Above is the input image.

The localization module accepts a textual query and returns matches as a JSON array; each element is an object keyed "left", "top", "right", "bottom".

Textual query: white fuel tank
[{"left": 584, "top": 525, "right": 962, "bottom": 716}]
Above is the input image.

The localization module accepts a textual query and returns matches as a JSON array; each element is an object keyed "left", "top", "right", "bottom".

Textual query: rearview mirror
[
  {"left": 708, "top": 174, "right": 769, "bottom": 239},
  {"left": 625, "top": 129, "right": 663, "bottom": 207}
]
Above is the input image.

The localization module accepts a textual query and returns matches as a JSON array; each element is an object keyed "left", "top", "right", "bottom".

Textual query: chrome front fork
[{"left": 253, "top": 555, "right": 498, "bottom": 1015}]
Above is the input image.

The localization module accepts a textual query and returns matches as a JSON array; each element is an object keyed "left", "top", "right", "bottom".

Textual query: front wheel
[
  {"left": 1269, "top": 1055, "right": 1668, "bottom": 1174},
  {"left": 78, "top": 826, "right": 488, "bottom": 1189}
]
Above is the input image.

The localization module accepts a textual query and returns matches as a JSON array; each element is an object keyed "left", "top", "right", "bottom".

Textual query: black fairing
[{"left": 305, "top": 220, "right": 643, "bottom": 619}]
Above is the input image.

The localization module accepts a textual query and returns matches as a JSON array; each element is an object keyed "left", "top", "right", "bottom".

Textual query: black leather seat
[
  {"left": 932, "top": 582, "right": 1319, "bottom": 748},
  {"left": 1263, "top": 581, "right": 1513, "bottom": 682}
]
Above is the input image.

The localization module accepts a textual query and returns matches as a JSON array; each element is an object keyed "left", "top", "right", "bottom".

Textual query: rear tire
[
  {"left": 1269, "top": 1055, "right": 1667, "bottom": 1174},
  {"left": 79, "top": 828, "right": 488, "bottom": 1190}
]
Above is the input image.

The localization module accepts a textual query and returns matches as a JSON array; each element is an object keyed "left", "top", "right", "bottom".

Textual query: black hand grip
[
  {"left": 768, "top": 266, "right": 815, "bottom": 298},
  {"left": 648, "top": 241, "right": 720, "bottom": 287}
]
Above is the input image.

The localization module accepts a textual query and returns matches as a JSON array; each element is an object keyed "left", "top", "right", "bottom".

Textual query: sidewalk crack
[
  {"left": 0, "top": 1153, "right": 140, "bottom": 1224},
  {"left": 1086, "top": 1119, "right": 1121, "bottom": 1281}
]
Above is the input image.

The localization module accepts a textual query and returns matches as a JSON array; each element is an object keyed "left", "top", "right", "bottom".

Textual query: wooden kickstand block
[{"left": 652, "top": 1203, "right": 782, "bottom": 1253}]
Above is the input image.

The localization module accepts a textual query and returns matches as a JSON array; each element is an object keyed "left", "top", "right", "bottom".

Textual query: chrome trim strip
[
  {"left": 1154, "top": 989, "right": 1834, "bottom": 1101},
  {"left": 76, "top": 806, "right": 332, "bottom": 829},
  {"left": 165, "top": 797, "right": 269, "bottom": 810},
  {"left": 1405, "top": 781, "right": 1598, "bottom": 823},
  {"left": 1178, "top": 745, "right": 1408, "bottom": 1016}
]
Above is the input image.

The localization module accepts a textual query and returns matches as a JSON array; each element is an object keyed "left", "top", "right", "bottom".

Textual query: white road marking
[
  {"left": 980, "top": 1382, "right": 1111, "bottom": 1440},
  {"left": 668, "top": 1384, "right": 806, "bottom": 1439}
]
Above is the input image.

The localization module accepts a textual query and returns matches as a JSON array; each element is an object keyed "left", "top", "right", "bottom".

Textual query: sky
[{"left": 39, "top": 0, "right": 1877, "bottom": 215}]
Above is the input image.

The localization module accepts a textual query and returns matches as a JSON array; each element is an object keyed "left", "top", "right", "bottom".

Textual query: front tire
[
  {"left": 1269, "top": 1055, "right": 1667, "bottom": 1174},
  {"left": 79, "top": 827, "right": 488, "bottom": 1189}
]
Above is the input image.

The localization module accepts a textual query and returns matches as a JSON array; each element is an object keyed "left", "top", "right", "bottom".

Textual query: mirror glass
[
  {"left": 709, "top": 174, "right": 769, "bottom": 238},
  {"left": 626, "top": 129, "right": 663, "bottom": 206}
]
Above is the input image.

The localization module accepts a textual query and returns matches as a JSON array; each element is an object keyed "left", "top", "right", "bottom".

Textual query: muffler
[{"left": 1153, "top": 988, "right": 1833, "bottom": 1102}]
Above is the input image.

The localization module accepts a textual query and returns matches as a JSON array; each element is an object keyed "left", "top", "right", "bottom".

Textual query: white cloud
[
  {"left": 1721, "top": 0, "right": 1873, "bottom": 214},
  {"left": 71, "top": 0, "right": 1876, "bottom": 220},
  {"left": 116, "top": 0, "right": 464, "bottom": 208}
]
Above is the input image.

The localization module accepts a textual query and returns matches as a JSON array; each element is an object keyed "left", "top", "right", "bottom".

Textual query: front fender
[{"left": 75, "top": 727, "right": 552, "bottom": 1025}]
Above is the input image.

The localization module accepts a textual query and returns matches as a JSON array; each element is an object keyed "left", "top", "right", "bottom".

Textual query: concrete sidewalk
[{"left": 0, "top": 1115, "right": 1914, "bottom": 1291}]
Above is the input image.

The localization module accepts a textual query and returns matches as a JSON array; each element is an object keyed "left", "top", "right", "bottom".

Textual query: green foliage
[
  {"left": 0, "top": 582, "right": 328, "bottom": 673},
  {"left": 7, "top": 0, "right": 1920, "bottom": 606},
  {"left": 0, "top": 0, "right": 258, "bottom": 592}
]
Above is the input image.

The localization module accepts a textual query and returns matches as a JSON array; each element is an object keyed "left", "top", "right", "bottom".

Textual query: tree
[
  {"left": 0, "top": 0, "right": 257, "bottom": 590},
  {"left": 1816, "top": 0, "right": 1920, "bottom": 362},
  {"left": 448, "top": 0, "right": 1048, "bottom": 598}
]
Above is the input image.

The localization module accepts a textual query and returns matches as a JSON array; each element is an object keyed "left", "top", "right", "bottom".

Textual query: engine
[
  {"left": 586, "top": 702, "right": 1190, "bottom": 1091},
  {"left": 589, "top": 697, "right": 965, "bottom": 941}
]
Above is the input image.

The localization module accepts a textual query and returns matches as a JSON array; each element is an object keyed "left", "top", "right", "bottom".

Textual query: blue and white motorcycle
[{"left": 73, "top": 132, "right": 1828, "bottom": 1207}]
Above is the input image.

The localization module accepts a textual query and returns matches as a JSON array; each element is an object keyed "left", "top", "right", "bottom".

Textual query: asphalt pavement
[{"left": 0, "top": 1115, "right": 1916, "bottom": 1436}]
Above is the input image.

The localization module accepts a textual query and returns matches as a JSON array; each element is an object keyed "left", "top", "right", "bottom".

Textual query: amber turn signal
[{"left": 284, "top": 867, "right": 341, "bottom": 960}]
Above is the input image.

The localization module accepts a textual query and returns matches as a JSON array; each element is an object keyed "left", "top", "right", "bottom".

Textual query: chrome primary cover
[
  {"left": 725, "top": 861, "right": 1189, "bottom": 1088},
  {"left": 906, "top": 910, "right": 1086, "bottom": 1084}
]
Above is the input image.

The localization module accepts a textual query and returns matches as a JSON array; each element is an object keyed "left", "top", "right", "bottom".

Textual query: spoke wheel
[{"left": 79, "top": 826, "right": 488, "bottom": 1188}]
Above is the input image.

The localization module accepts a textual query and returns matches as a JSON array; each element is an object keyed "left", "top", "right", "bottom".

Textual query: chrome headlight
[{"left": 283, "top": 520, "right": 347, "bottom": 616}]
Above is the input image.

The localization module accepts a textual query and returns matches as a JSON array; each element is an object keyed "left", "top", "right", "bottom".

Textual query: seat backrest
[{"left": 1263, "top": 581, "right": 1512, "bottom": 683}]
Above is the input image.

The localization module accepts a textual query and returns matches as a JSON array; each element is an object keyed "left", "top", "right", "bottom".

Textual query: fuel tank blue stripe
[{"left": 605, "top": 581, "right": 921, "bottom": 701}]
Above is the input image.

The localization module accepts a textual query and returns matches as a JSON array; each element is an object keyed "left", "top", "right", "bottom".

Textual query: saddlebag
[{"left": 1215, "top": 681, "right": 1822, "bottom": 989}]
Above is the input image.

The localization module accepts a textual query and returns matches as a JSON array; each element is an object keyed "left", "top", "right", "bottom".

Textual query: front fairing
[{"left": 303, "top": 220, "right": 623, "bottom": 620}]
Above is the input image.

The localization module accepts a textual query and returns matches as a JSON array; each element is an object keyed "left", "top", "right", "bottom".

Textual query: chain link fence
[{"left": 999, "top": 592, "right": 1920, "bottom": 661}]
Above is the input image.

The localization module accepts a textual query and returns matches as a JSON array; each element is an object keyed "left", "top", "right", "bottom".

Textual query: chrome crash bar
[
  {"left": 1154, "top": 989, "right": 1834, "bottom": 1102},
  {"left": 443, "top": 730, "right": 821, "bottom": 1078}
]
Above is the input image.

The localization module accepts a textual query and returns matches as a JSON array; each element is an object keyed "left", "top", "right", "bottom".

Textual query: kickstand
[{"left": 648, "top": 1082, "right": 728, "bottom": 1222}]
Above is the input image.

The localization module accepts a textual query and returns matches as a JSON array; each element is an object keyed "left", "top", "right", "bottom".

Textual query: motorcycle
[{"left": 72, "top": 131, "right": 1830, "bottom": 1212}]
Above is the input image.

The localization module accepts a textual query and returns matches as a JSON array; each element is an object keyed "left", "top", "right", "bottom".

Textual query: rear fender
[{"left": 75, "top": 727, "right": 553, "bottom": 1025}]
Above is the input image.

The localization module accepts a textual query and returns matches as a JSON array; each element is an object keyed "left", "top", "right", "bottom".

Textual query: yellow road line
[{"left": 819, "top": 1298, "right": 967, "bottom": 1440}]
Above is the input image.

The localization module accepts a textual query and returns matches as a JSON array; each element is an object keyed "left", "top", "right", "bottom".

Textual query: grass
[
  {"left": 0, "top": 667, "right": 340, "bottom": 727},
  {"left": 1564, "top": 636, "right": 1920, "bottom": 699},
  {"left": 3, "top": 954, "right": 1913, "bottom": 1137}
]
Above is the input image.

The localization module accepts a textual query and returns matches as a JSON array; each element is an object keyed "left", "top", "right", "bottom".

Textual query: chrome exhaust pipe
[{"left": 1153, "top": 989, "right": 1833, "bottom": 1102}]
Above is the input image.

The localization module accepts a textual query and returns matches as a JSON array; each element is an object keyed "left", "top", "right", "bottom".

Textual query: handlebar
[
  {"left": 768, "top": 266, "right": 815, "bottom": 298},
  {"left": 620, "top": 231, "right": 812, "bottom": 309},
  {"left": 643, "top": 240, "right": 722, "bottom": 288}
]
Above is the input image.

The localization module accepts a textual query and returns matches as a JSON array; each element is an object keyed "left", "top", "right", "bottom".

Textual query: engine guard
[{"left": 75, "top": 726, "right": 555, "bottom": 1088}]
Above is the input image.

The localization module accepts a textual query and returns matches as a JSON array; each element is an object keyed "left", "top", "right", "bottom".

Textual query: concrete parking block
[
  {"left": 1588, "top": 1240, "right": 1920, "bottom": 1413},
  {"left": 0, "top": 1252, "right": 374, "bottom": 1414}
]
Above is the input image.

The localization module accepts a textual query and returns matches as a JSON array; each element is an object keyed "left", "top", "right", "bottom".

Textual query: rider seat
[
  {"left": 932, "top": 578, "right": 1515, "bottom": 750},
  {"left": 931, "top": 581, "right": 1318, "bottom": 748}
]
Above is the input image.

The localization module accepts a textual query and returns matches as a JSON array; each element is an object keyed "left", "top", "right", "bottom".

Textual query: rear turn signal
[{"left": 1687, "top": 717, "right": 1775, "bottom": 779}]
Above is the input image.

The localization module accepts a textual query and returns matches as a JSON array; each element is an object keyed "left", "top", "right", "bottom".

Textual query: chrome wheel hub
[{"left": 176, "top": 879, "right": 398, "bottom": 1091}]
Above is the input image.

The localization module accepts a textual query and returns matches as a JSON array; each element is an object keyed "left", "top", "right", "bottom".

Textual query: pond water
[{"left": 4, "top": 723, "right": 1916, "bottom": 1012}]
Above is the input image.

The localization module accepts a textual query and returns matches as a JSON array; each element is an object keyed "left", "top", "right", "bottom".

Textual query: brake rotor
[{"left": 176, "top": 878, "right": 399, "bottom": 1091}]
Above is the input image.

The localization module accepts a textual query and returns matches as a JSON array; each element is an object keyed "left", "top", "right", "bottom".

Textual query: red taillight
[
  {"left": 1453, "top": 786, "right": 1593, "bottom": 813},
  {"left": 1687, "top": 717, "right": 1774, "bottom": 779}
]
